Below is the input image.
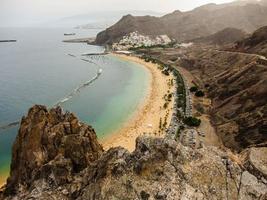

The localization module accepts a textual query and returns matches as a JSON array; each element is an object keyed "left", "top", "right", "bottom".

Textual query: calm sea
[{"left": 0, "top": 27, "right": 149, "bottom": 181}]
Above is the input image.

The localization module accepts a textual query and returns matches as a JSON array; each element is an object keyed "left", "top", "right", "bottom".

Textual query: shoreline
[
  {"left": 100, "top": 53, "right": 175, "bottom": 152},
  {"left": 0, "top": 170, "right": 9, "bottom": 188},
  {"left": 0, "top": 53, "right": 175, "bottom": 186}
]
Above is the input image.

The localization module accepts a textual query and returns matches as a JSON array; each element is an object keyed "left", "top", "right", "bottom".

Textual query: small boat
[
  {"left": 97, "top": 69, "right": 103, "bottom": 75},
  {"left": 0, "top": 40, "right": 17, "bottom": 42},
  {"left": 82, "top": 52, "right": 107, "bottom": 56},
  {"left": 64, "top": 33, "right": 76, "bottom": 36}
]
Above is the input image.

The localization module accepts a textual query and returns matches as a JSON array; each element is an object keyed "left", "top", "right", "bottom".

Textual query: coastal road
[{"left": 209, "top": 49, "right": 267, "bottom": 61}]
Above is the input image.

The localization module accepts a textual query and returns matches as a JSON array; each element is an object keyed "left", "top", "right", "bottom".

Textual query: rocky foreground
[{"left": 1, "top": 105, "right": 267, "bottom": 200}]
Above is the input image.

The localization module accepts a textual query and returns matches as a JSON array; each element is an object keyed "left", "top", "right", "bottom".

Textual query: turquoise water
[{"left": 0, "top": 28, "right": 149, "bottom": 180}]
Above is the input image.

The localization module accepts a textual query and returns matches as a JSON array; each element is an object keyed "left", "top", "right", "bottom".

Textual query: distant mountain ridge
[
  {"left": 95, "top": 0, "right": 267, "bottom": 45},
  {"left": 44, "top": 10, "right": 164, "bottom": 29}
]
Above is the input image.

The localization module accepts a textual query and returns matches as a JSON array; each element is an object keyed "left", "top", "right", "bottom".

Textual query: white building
[{"left": 112, "top": 31, "right": 172, "bottom": 50}]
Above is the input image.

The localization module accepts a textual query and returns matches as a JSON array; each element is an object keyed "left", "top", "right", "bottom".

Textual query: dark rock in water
[{"left": 1, "top": 105, "right": 267, "bottom": 199}]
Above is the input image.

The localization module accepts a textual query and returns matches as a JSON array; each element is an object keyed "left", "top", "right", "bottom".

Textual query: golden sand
[
  {"left": 0, "top": 54, "right": 175, "bottom": 186},
  {"left": 100, "top": 54, "right": 175, "bottom": 152}
]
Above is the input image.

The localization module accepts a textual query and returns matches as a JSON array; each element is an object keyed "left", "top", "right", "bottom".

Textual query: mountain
[
  {"left": 95, "top": 0, "right": 267, "bottom": 45},
  {"left": 233, "top": 26, "right": 267, "bottom": 57},
  {"left": 191, "top": 28, "right": 247, "bottom": 45},
  {"left": 1, "top": 105, "right": 267, "bottom": 199},
  {"left": 43, "top": 10, "right": 164, "bottom": 29}
]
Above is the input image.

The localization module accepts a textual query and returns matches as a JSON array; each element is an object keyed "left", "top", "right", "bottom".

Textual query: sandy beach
[
  {"left": 100, "top": 54, "right": 175, "bottom": 152},
  {"left": 0, "top": 54, "right": 175, "bottom": 187},
  {"left": 0, "top": 170, "right": 9, "bottom": 188}
]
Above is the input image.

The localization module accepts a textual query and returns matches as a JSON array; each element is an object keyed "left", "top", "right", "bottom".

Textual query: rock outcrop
[
  {"left": 1, "top": 105, "right": 267, "bottom": 199},
  {"left": 3, "top": 105, "right": 103, "bottom": 196},
  {"left": 233, "top": 26, "right": 267, "bottom": 57}
]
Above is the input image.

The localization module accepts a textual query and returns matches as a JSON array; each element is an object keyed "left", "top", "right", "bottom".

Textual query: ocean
[{"left": 0, "top": 27, "right": 149, "bottom": 182}]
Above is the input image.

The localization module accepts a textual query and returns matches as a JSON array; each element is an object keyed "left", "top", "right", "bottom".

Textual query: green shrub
[
  {"left": 183, "top": 117, "right": 201, "bottom": 127},
  {"left": 190, "top": 86, "right": 198, "bottom": 92},
  {"left": 195, "top": 90, "right": 205, "bottom": 97}
]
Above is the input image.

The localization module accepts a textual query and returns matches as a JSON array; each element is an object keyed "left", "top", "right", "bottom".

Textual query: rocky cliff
[
  {"left": 233, "top": 26, "right": 267, "bottom": 57},
  {"left": 1, "top": 105, "right": 267, "bottom": 200},
  {"left": 95, "top": 1, "right": 267, "bottom": 45},
  {"left": 2, "top": 105, "right": 103, "bottom": 196}
]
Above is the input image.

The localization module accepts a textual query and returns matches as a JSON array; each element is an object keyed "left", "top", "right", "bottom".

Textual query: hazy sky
[{"left": 0, "top": 0, "right": 235, "bottom": 27}]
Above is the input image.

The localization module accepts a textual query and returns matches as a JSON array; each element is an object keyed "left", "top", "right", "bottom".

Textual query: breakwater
[
  {"left": 0, "top": 53, "right": 104, "bottom": 132},
  {"left": 54, "top": 68, "right": 102, "bottom": 107}
]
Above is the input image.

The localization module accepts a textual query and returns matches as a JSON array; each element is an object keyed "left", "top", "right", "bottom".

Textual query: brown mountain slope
[
  {"left": 95, "top": 14, "right": 166, "bottom": 45},
  {"left": 233, "top": 26, "right": 267, "bottom": 57},
  {"left": 181, "top": 51, "right": 267, "bottom": 151},
  {"left": 191, "top": 28, "right": 247, "bottom": 45},
  {"left": 134, "top": 41, "right": 267, "bottom": 152},
  {"left": 95, "top": 1, "right": 267, "bottom": 45}
]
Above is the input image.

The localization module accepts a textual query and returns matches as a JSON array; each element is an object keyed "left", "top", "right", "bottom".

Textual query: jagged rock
[
  {"left": 1, "top": 105, "right": 266, "bottom": 200},
  {"left": 242, "top": 147, "right": 267, "bottom": 180},
  {"left": 3, "top": 105, "right": 103, "bottom": 196}
]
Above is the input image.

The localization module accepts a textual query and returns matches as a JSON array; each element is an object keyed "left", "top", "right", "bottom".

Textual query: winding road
[{"left": 210, "top": 49, "right": 267, "bottom": 61}]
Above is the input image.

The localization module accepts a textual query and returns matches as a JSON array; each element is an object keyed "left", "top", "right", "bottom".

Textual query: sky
[{"left": 0, "top": 0, "right": 235, "bottom": 27}]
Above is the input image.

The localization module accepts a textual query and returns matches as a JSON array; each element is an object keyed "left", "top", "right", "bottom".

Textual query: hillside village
[{"left": 112, "top": 31, "right": 172, "bottom": 50}]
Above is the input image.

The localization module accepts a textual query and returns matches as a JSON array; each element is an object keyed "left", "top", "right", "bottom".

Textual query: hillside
[
  {"left": 134, "top": 26, "right": 267, "bottom": 152},
  {"left": 1, "top": 105, "right": 267, "bottom": 199},
  {"left": 180, "top": 49, "right": 267, "bottom": 152},
  {"left": 191, "top": 28, "right": 247, "bottom": 45},
  {"left": 233, "top": 26, "right": 267, "bottom": 57},
  {"left": 95, "top": 0, "right": 267, "bottom": 45}
]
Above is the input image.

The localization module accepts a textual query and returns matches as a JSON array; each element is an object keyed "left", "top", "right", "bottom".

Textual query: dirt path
[{"left": 174, "top": 66, "right": 222, "bottom": 147}]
